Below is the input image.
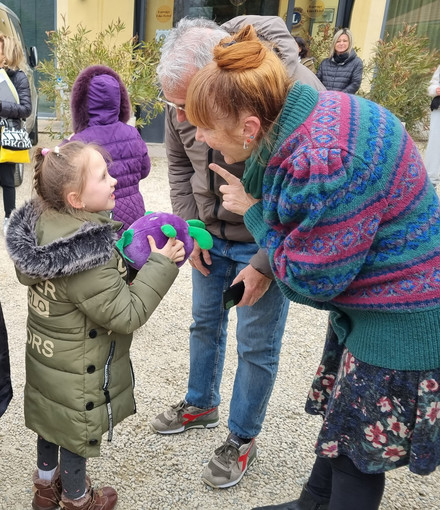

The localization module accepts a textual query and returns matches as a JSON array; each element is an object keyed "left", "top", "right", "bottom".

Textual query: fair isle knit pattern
[{"left": 244, "top": 83, "right": 440, "bottom": 370}]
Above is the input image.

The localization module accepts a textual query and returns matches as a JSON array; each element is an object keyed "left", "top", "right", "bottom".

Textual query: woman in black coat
[
  {"left": 0, "top": 33, "right": 32, "bottom": 235},
  {"left": 317, "top": 28, "right": 363, "bottom": 94},
  {"left": 0, "top": 300, "right": 12, "bottom": 418}
]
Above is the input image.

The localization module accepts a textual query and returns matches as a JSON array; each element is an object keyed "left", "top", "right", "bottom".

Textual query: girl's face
[
  {"left": 335, "top": 34, "right": 350, "bottom": 55},
  {"left": 80, "top": 149, "right": 117, "bottom": 212},
  {"left": 195, "top": 120, "right": 251, "bottom": 165}
]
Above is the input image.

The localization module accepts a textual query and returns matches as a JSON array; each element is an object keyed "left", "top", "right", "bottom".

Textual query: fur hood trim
[
  {"left": 70, "top": 65, "right": 131, "bottom": 132},
  {"left": 6, "top": 201, "right": 118, "bottom": 280}
]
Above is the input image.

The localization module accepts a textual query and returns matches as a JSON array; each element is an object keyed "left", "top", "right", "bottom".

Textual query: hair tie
[
  {"left": 223, "top": 40, "right": 236, "bottom": 48},
  {"left": 41, "top": 148, "right": 51, "bottom": 156},
  {"left": 54, "top": 146, "right": 60, "bottom": 155}
]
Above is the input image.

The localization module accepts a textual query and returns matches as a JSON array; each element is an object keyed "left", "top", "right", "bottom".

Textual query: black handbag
[
  {"left": 0, "top": 118, "right": 31, "bottom": 163},
  {"left": 1, "top": 124, "right": 32, "bottom": 150},
  {"left": 431, "top": 95, "right": 440, "bottom": 111}
]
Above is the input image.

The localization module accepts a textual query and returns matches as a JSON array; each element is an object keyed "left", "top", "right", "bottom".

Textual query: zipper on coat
[
  {"left": 129, "top": 358, "right": 137, "bottom": 414},
  {"left": 209, "top": 147, "right": 227, "bottom": 239},
  {"left": 103, "top": 341, "right": 115, "bottom": 442}
]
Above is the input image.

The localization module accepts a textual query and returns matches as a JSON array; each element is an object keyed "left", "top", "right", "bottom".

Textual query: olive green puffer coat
[{"left": 6, "top": 201, "right": 179, "bottom": 458}]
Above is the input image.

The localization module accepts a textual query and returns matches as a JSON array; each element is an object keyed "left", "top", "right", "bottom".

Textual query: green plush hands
[
  {"left": 186, "top": 219, "right": 213, "bottom": 249},
  {"left": 157, "top": 217, "right": 212, "bottom": 250}
]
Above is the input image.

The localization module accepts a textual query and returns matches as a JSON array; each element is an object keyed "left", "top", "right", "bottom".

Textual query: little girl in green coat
[{"left": 6, "top": 141, "right": 185, "bottom": 510}]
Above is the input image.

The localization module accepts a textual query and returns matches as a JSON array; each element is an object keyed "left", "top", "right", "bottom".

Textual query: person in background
[
  {"left": 294, "top": 36, "right": 316, "bottom": 72},
  {"left": 424, "top": 64, "right": 440, "bottom": 186},
  {"left": 317, "top": 28, "right": 363, "bottom": 94},
  {"left": 0, "top": 33, "right": 32, "bottom": 235},
  {"left": 184, "top": 25, "right": 440, "bottom": 510},
  {"left": 6, "top": 141, "right": 185, "bottom": 510},
  {"left": 0, "top": 299, "right": 12, "bottom": 418},
  {"left": 68, "top": 65, "right": 150, "bottom": 233},
  {"left": 151, "top": 15, "right": 324, "bottom": 491}
]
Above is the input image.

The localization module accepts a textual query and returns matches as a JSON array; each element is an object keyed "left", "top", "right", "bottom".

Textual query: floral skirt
[{"left": 305, "top": 324, "right": 440, "bottom": 475}]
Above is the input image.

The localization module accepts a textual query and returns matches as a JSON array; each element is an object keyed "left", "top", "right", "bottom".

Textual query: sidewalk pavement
[{"left": 0, "top": 127, "right": 438, "bottom": 509}]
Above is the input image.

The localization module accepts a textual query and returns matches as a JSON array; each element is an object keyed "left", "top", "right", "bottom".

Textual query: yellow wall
[
  {"left": 351, "top": 0, "right": 387, "bottom": 61},
  {"left": 55, "top": 0, "right": 386, "bottom": 59},
  {"left": 57, "top": 0, "right": 135, "bottom": 44},
  {"left": 278, "top": 0, "right": 288, "bottom": 16},
  {"left": 55, "top": 0, "right": 175, "bottom": 43}
]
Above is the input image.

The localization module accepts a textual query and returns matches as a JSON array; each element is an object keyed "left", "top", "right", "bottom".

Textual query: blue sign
[{"left": 292, "top": 12, "right": 302, "bottom": 26}]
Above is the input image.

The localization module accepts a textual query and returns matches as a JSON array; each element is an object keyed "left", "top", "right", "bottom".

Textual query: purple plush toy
[{"left": 115, "top": 211, "right": 213, "bottom": 269}]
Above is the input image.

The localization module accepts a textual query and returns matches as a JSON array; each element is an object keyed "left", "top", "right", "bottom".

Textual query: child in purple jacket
[{"left": 68, "top": 65, "right": 150, "bottom": 232}]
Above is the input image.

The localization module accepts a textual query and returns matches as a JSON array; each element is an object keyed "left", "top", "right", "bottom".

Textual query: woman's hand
[
  {"left": 209, "top": 163, "right": 260, "bottom": 216},
  {"left": 148, "top": 235, "right": 185, "bottom": 264},
  {"left": 232, "top": 265, "right": 272, "bottom": 307}
]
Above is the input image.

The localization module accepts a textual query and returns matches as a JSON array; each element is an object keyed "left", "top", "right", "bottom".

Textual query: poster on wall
[{"left": 146, "top": 0, "right": 173, "bottom": 41}]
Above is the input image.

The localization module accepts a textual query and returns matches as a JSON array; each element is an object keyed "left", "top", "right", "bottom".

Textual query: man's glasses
[{"left": 157, "top": 91, "right": 185, "bottom": 112}]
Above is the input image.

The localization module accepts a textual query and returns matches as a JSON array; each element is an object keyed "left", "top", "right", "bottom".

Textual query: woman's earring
[{"left": 243, "top": 135, "right": 254, "bottom": 150}]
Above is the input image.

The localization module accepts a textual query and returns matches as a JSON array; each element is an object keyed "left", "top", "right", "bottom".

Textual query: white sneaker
[{"left": 3, "top": 217, "right": 10, "bottom": 236}]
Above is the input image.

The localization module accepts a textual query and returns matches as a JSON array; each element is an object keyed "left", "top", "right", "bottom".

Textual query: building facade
[{"left": 3, "top": 0, "right": 439, "bottom": 141}]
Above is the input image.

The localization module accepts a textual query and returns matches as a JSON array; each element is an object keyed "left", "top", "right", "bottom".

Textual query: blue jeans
[{"left": 186, "top": 236, "right": 289, "bottom": 438}]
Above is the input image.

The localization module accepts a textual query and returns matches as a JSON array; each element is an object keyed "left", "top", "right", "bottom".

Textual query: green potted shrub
[
  {"left": 362, "top": 24, "right": 439, "bottom": 136},
  {"left": 308, "top": 23, "right": 334, "bottom": 72},
  {"left": 38, "top": 17, "right": 164, "bottom": 139}
]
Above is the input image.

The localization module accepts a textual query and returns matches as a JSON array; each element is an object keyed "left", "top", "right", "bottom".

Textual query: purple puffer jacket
[{"left": 69, "top": 65, "right": 150, "bottom": 231}]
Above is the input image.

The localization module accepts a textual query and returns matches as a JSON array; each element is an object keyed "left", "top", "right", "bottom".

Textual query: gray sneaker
[
  {"left": 151, "top": 400, "right": 219, "bottom": 434},
  {"left": 202, "top": 433, "right": 257, "bottom": 489}
]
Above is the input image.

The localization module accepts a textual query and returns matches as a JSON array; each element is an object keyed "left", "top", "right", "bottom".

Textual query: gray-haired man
[{"left": 151, "top": 16, "right": 325, "bottom": 489}]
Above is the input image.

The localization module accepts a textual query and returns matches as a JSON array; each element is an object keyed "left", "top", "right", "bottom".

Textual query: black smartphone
[{"left": 222, "top": 281, "right": 245, "bottom": 309}]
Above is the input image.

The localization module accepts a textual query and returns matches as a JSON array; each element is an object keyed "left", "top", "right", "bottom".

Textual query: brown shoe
[
  {"left": 32, "top": 467, "right": 62, "bottom": 510},
  {"left": 59, "top": 486, "right": 117, "bottom": 510}
]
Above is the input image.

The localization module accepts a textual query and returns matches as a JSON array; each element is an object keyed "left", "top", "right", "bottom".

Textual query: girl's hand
[
  {"left": 209, "top": 163, "right": 260, "bottom": 215},
  {"left": 148, "top": 236, "right": 185, "bottom": 264}
]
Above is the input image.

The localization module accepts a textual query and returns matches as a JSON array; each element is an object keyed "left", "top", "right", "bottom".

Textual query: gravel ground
[{"left": 0, "top": 131, "right": 439, "bottom": 509}]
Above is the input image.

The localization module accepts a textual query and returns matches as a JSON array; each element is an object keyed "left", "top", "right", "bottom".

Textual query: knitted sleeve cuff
[{"left": 243, "top": 201, "right": 270, "bottom": 246}]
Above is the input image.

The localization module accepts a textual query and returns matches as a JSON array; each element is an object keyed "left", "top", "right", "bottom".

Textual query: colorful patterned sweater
[{"left": 244, "top": 83, "right": 440, "bottom": 371}]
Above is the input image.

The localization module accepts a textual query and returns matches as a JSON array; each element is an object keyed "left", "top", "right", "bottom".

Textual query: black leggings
[
  {"left": 0, "top": 162, "right": 15, "bottom": 217},
  {"left": 307, "top": 455, "right": 385, "bottom": 510},
  {"left": 37, "top": 436, "right": 87, "bottom": 500}
]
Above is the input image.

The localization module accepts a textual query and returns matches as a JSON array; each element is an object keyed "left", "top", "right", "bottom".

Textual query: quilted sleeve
[
  {"left": 67, "top": 252, "right": 179, "bottom": 334},
  {"left": 0, "top": 70, "right": 32, "bottom": 120},
  {"left": 245, "top": 146, "right": 386, "bottom": 302}
]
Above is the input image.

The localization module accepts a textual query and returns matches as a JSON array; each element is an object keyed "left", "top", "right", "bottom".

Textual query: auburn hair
[{"left": 186, "top": 25, "right": 291, "bottom": 136}]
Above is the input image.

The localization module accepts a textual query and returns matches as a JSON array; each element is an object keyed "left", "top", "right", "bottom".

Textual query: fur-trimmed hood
[
  {"left": 70, "top": 65, "right": 131, "bottom": 132},
  {"left": 6, "top": 201, "right": 120, "bottom": 281}
]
